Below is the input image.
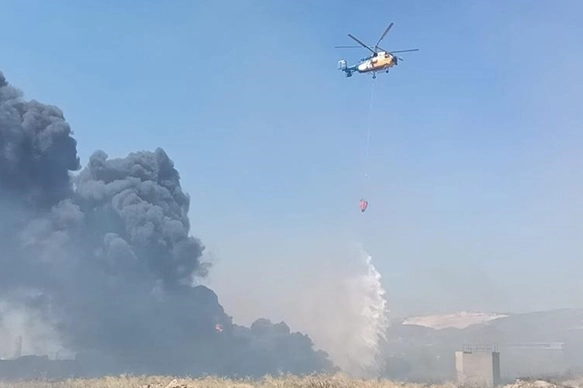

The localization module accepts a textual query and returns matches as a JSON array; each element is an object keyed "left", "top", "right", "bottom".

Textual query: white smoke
[
  {"left": 0, "top": 300, "right": 62, "bottom": 359},
  {"left": 206, "top": 239, "right": 390, "bottom": 377},
  {"left": 284, "top": 242, "right": 389, "bottom": 377},
  {"left": 339, "top": 245, "right": 390, "bottom": 376}
]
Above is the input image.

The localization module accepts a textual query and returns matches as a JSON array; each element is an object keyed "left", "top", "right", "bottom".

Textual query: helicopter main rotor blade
[
  {"left": 375, "top": 22, "right": 394, "bottom": 49},
  {"left": 389, "top": 49, "right": 420, "bottom": 53},
  {"left": 334, "top": 45, "right": 362, "bottom": 49},
  {"left": 376, "top": 46, "right": 419, "bottom": 54},
  {"left": 347, "top": 34, "right": 375, "bottom": 54}
]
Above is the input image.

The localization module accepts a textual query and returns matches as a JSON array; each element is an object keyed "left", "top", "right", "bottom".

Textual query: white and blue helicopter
[{"left": 335, "top": 22, "right": 419, "bottom": 79}]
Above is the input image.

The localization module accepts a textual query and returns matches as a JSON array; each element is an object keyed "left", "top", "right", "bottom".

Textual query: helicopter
[{"left": 335, "top": 22, "right": 419, "bottom": 79}]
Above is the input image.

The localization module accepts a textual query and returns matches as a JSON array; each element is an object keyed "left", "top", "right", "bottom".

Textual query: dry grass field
[{"left": 0, "top": 374, "right": 582, "bottom": 388}]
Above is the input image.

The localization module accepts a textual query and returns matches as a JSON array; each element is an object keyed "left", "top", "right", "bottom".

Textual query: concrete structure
[
  {"left": 13, "top": 336, "right": 22, "bottom": 359},
  {"left": 455, "top": 345, "right": 501, "bottom": 387}
]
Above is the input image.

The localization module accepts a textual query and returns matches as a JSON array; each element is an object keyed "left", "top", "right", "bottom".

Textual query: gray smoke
[{"left": 0, "top": 70, "right": 334, "bottom": 377}]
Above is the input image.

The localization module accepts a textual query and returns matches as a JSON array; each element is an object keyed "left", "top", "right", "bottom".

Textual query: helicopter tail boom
[{"left": 337, "top": 59, "right": 356, "bottom": 77}]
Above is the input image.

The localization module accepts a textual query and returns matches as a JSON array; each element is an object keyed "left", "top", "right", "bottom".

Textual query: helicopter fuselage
[{"left": 338, "top": 51, "right": 397, "bottom": 78}]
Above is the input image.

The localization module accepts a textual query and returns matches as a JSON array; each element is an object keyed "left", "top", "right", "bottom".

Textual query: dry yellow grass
[{"left": 0, "top": 374, "right": 581, "bottom": 388}]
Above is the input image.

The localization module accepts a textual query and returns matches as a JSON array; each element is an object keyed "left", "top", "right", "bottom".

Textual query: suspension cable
[{"left": 364, "top": 76, "right": 376, "bottom": 191}]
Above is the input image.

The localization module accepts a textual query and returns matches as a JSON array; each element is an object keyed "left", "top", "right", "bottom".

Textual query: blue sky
[{"left": 1, "top": 0, "right": 582, "bottom": 325}]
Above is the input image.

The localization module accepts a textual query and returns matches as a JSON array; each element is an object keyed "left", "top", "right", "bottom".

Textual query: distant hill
[
  {"left": 379, "top": 308, "right": 583, "bottom": 383},
  {"left": 401, "top": 311, "right": 509, "bottom": 329}
]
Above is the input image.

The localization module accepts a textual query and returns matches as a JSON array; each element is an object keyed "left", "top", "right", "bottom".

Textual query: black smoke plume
[{"left": 0, "top": 70, "right": 334, "bottom": 377}]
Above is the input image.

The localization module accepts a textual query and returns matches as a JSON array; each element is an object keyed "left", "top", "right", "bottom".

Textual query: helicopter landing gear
[{"left": 372, "top": 73, "right": 377, "bottom": 79}]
